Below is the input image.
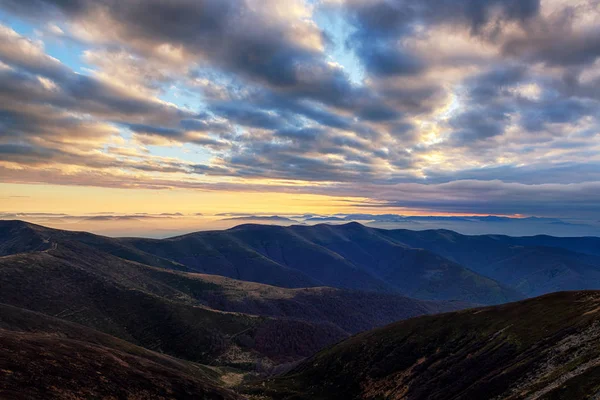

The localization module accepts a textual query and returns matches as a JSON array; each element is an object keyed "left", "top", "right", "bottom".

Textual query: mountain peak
[
  {"left": 338, "top": 221, "right": 367, "bottom": 230},
  {"left": 0, "top": 219, "right": 34, "bottom": 229},
  {"left": 0, "top": 220, "right": 53, "bottom": 256}
]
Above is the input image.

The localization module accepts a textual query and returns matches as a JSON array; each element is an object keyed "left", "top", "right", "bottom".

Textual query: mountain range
[
  {"left": 2, "top": 219, "right": 600, "bottom": 399},
  {"left": 9, "top": 219, "right": 598, "bottom": 302},
  {"left": 118, "top": 222, "right": 524, "bottom": 304}
]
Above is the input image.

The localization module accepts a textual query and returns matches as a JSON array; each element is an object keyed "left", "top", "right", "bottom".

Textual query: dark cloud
[
  {"left": 0, "top": 26, "right": 235, "bottom": 153},
  {"left": 351, "top": 180, "right": 600, "bottom": 218},
  {"left": 345, "top": 0, "right": 540, "bottom": 36},
  {"left": 465, "top": 64, "right": 527, "bottom": 102},
  {"left": 449, "top": 106, "right": 512, "bottom": 144},
  {"left": 211, "top": 102, "right": 289, "bottom": 130},
  {"left": 344, "top": 0, "right": 540, "bottom": 77},
  {"left": 520, "top": 97, "right": 595, "bottom": 132},
  {"left": 126, "top": 123, "right": 181, "bottom": 137},
  {"left": 356, "top": 42, "right": 426, "bottom": 77},
  {"left": 0, "top": 143, "right": 60, "bottom": 163},
  {"left": 422, "top": 162, "right": 600, "bottom": 185},
  {"left": 502, "top": 2, "right": 600, "bottom": 67},
  {"left": 0, "top": 141, "right": 196, "bottom": 175}
]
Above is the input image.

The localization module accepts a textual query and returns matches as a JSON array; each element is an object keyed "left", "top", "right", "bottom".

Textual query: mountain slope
[
  {"left": 123, "top": 224, "right": 393, "bottom": 293},
  {"left": 0, "top": 219, "right": 187, "bottom": 270},
  {"left": 190, "top": 275, "right": 467, "bottom": 334},
  {"left": 125, "top": 223, "right": 521, "bottom": 304},
  {"left": 0, "top": 303, "right": 241, "bottom": 400},
  {"left": 255, "top": 291, "right": 600, "bottom": 400},
  {"left": 286, "top": 223, "right": 521, "bottom": 303},
  {"left": 5, "top": 220, "right": 600, "bottom": 302}
]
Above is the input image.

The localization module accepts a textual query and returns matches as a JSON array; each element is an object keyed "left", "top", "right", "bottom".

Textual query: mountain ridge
[
  {"left": 5, "top": 220, "right": 600, "bottom": 303},
  {"left": 122, "top": 221, "right": 522, "bottom": 304}
]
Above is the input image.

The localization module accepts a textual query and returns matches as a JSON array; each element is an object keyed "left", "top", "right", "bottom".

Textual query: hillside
[
  {"left": 188, "top": 275, "right": 467, "bottom": 334},
  {"left": 0, "top": 219, "right": 188, "bottom": 271},
  {"left": 255, "top": 291, "right": 600, "bottom": 400},
  {"left": 124, "top": 222, "right": 521, "bottom": 304},
  {"left": 123, "top": 223, "right": 392, "bottom": 293},
  {"left": 0, "top": 303, "right": 241, "bottom": 400}
]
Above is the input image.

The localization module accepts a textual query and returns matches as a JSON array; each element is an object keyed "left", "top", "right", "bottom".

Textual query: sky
[{"left": 0, "top": 0, "right": 599, "bottom": 236}]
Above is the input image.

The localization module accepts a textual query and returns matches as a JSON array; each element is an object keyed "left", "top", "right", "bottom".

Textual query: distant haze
[{"left": 2, "top": 212, "right": 599, "bottom": 238}]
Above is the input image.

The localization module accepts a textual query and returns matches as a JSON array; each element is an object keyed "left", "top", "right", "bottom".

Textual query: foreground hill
[
  {"left": 6, "top": 291, "right": 600, "bottom": 399},
  {"left": 255, "top": 291, "right": 600, "bottom": 400},
  {"left": 0, "top": 220, "right": 464, "bottom": 371},
  {"left": 0, "top": 304, "right": 241, "bottom": 400}
]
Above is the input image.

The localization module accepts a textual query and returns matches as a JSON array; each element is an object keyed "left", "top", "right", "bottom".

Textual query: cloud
[
  {"left": 0, "top": 0, "right": 599, "bottom": 221},
  {"left": 501, "top": 1, "right": 600, "bottom": 67},
  {"left": 349, "top": 180, "right": 600, "bottom": 218}
]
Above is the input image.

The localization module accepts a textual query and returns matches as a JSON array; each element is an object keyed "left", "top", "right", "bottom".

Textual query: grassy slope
[
  {"left": 0, "top": 303, "right": 241, "bottom": 400},
  {"left": 191, "top": 274, "right": 469, "bottom": 334},
  {"left": 0, "top": 248, "right": 345, "bottom": 368},
  {"left": 254, "top": 291, "right": 600, "bottom": 400},
  {"left": 6, "top": 220, "right": 600, "bottom": 303},
  {"left": 287, "top": 223, "right": 522, "bottom": 303}
]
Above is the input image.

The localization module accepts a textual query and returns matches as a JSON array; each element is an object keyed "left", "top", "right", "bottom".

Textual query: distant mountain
[
  {"left": 503, "top": 234, "right": 600, "bottom": 257},
  {"left": 381, "top": 229, "right": 600, "bottom": 297},
  {"left": 122, "top": 223, "right": 391, "bottom": 293},
  {"left": 124, "top": 223, "right": 521, "bottom": 304},
  {"left": 0, "top": 219, "right": 188, "bottom": 271},
  {"left": 0, "top": 220, "right": 464, "bottom": 371},
  {"left": 254, "top": 291, "right": 600, "bottom": 400},
  {"left": 0, "top": 304, "right": 241, "bottom": 400}
]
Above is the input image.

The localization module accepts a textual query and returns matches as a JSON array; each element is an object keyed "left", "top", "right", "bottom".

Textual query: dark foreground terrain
[
  {"left": 253, "top": 291, "right": 600, "bottom": 400},
  {"left": 1, "top": 304, "right": 240, "bottom": 400},
  {"left": 4, "top": 292, "right": 600, "bottom": 399}
]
